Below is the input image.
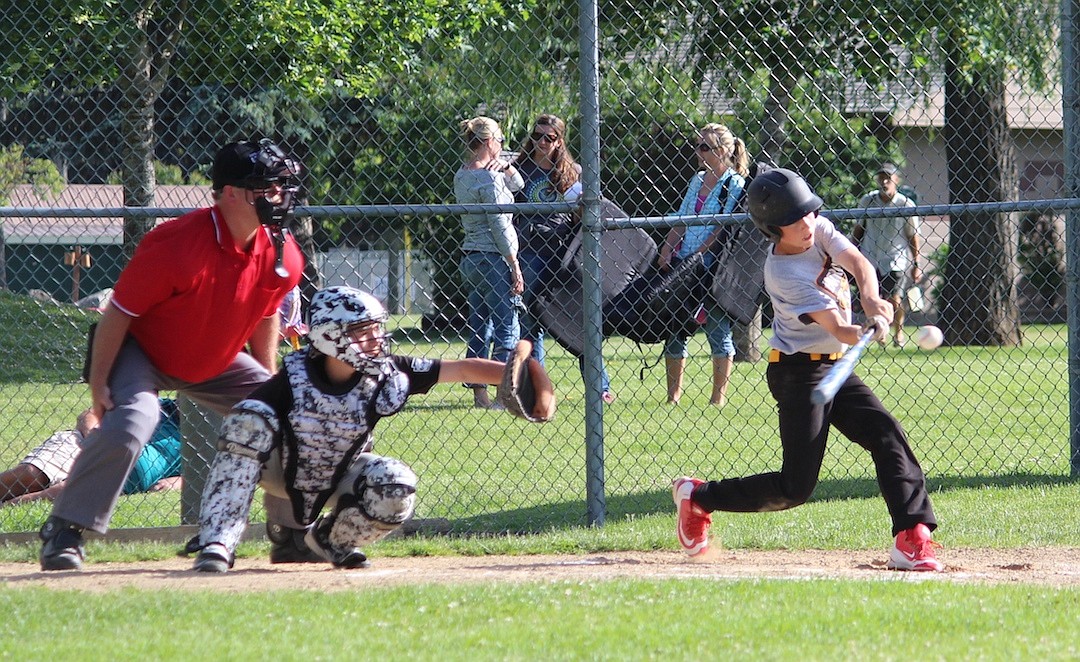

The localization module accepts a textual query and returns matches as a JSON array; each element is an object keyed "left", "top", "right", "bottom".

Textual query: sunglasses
[
  {"left": 531, "top": 132, "right": 559, "bottom": 144},
  {"left": 697, "top": 143, "right": 716, "bottom": 152}
]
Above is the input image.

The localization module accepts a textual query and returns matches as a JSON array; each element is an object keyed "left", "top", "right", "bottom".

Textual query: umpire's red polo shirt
[{"left": 111, "top": 206, "right": 303, "bottom": 383}]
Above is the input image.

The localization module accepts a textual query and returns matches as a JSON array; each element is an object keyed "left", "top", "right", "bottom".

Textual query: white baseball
[{"left": 913, "top": 325, "right": 943, "bottom": 351}]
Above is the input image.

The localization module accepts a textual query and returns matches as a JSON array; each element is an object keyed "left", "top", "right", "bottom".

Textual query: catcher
[{"left": 189, "top": 285, "right": 553, "bottom": 573}]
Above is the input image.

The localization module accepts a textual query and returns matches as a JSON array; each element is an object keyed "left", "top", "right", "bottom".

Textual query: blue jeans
[
  {"left": 520, "top": 248, "right": 612, "bottom": 393},
  {"left": 459, "top": 252, "right": 519, "bottom": 363},
  {"left": 664, "top": 253, "right": 734, "bottom": 359},
  {"left": 664, "top": 301, "right": 735, "bottom": 359}
]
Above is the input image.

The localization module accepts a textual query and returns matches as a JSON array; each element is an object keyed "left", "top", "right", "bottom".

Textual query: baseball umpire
[
  {"left": 38, "top": 139, "right": 305, "bottom": 571},
  {"left": 672, "top": 168, "right": 943, "bottom": 571}
]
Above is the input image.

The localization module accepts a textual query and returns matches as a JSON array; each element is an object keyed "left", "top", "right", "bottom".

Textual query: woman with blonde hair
[
  {"left": 658, "top": 123, "right": 749, "bottom": 406},
  {"left": 454, "top": 116, "right": 525, "bottom": 408},
  {"left": 514, "top": 113, "right": 614, "bottom": 402}
]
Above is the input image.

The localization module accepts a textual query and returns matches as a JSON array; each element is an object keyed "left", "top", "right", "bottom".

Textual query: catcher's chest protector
[{"left": 282, "top": 352, "right": 408, "bottom": 521}]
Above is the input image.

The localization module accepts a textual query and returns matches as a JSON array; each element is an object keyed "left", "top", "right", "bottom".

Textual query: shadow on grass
[{"left": 441, "top": 472, "right": 1080, "bottom": 535}]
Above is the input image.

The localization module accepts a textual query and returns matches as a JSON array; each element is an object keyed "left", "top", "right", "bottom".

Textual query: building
[{"left": 2, "top": 184, "right": 212, "bottom": 302}]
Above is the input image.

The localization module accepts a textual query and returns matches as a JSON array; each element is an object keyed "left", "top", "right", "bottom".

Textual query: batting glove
[{"left": 861, "top": 315, "right": 889, "bottom": 343}]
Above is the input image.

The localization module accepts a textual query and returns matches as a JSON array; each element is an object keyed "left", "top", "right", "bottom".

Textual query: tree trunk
[
  {"left": 940, "top": 36, "right": 1022, "bottom": 346},
  {"left": 118, "top": 20, "right": 158, "bottom": 261},
  {"left": 0, "top": 224, "right": 7, "bottom": 291},
  {"left": 739, "top": 63, "right": 800, "bottom": 360},
  {"left": 117, "top": 3, "right": 186, "bottom": 261},
  {"left": 757, "top": 65, "right": 797, "bottom": 164},
  {"left": 733, "top": 307, "right": 764, "bottom": 363}
]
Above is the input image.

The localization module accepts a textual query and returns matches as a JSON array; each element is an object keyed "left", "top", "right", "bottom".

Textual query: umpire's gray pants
[{"left": 51, "top": 338, "right": 270, "bottom": 533}]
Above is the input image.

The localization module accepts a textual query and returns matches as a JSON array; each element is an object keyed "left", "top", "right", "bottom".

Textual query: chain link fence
[{"left": 0, "top": 0, "right": 1074, "bottom": 536}]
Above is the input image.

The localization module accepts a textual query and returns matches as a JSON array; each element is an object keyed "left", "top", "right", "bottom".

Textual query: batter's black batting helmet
[{"left": 746, "top": 168, "right": 823, "bottom": 241}]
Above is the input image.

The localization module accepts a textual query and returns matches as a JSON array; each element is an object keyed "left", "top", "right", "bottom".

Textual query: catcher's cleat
[
  {"left": 304, "top": 517, "right": 371, "bottom": 569},
  {"left": 193, "top": 543, "right": 234, "bottom": 573},
  {"left": 887, "top": 523, "right": 943, "bottom": 572},
  {"left": 267, "top": 523, "right": 323, "bottom": 564},
  {"left": 39, "top": 517, "right": 85, "bottom": 571},
  {"left": 672, "top": 477, "right": 712, "bottom": 558}
]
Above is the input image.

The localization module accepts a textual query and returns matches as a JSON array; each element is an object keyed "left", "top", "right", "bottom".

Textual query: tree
[
  {"left": 1, "top": 0, "right": 507, "bottom": 256},
  {"left": 687, "top": 1, "right": 913, "bottom": 171},
  {"left": 609, "top": 1, "right": 911, "bottom": 358},
  {"left": 930, "top": 4, "right": 1057, "bottom": 346},
  {"left": 689, "top": 0, "right": 1057, "bottom": 347}
]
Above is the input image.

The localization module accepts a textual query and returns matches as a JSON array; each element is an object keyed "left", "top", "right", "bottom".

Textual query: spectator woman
[
  {"left": 454, "top": 116, "right": 525, "bottom": 408},
  {"left": 514, "top": 113, "right": 614, "bottom": 402},
  {"left": 658, "top": 123, "right": 748, "bottom": 406}
]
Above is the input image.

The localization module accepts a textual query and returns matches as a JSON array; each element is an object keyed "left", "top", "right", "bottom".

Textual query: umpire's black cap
[{"left": 211, "top": 139, "right": 299, "bottom": 191}]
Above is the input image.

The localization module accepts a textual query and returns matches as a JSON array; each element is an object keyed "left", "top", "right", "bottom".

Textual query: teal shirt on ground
[{"left": 122, "top": 398, "right": 182, "bottom": 494}]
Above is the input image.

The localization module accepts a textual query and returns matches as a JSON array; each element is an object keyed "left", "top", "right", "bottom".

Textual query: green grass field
[
  {"left": 0, "top": 292, "right": 1078, "bottom": 659},
  {"left": 1, "top": 579, "right": 1078, "bottom": 659}
]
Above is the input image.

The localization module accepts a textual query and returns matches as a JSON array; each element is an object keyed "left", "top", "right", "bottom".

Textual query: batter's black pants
[{"left": 694, "top": 360, "right": 937, "bottom": 537}]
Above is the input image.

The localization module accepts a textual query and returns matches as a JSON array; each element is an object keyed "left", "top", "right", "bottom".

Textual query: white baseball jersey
[{"left": 764, "top": 216, "right": 855, "bottom": 355}]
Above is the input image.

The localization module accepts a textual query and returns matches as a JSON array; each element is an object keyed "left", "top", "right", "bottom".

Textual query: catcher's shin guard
[
  {"left": 305, "top": 455, "right": 418, "bottom": 567},
  {"left": 197, "top": 400, "right": 278, "bottom": 554}
]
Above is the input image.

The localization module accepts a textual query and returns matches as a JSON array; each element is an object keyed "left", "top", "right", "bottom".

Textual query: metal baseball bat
[{"left": 810, "top": 328, "right": 877, "bottom": 406}]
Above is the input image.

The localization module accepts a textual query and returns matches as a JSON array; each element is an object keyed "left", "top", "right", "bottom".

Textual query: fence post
[
  {"left": 578, "top": 0, "right": 605, "bottom": 525},
  {"left": 1063, "top": 0, "right": 1080, "bottom": 476},
  {"left": 178, "top": 396, "right": 223, "bottom": 524}
]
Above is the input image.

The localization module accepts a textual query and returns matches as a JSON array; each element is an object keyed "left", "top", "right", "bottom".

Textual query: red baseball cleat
[
  {"left": 672, "top": 476, "right": 711, "bottom": 557},
  {"left": 887, "top": 523, "right": 944, "bottom": 572}
]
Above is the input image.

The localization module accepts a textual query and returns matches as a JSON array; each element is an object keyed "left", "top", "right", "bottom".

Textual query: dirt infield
[{"left": 2, "top": 547, "right": 1079, "bottom": 592}]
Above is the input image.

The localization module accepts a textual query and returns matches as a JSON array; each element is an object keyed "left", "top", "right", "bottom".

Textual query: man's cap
[
  {"left": 211, "top": 139, "right": 298, "bottom": 191},
  {"left": 877, "top": 162, "right": 899, "bottom": 176}
]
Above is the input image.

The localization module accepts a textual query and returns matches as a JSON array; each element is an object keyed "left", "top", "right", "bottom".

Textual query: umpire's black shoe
[
  {"left": 267, "top": 523, "right": 324, "bottom": 564},
  {"left": 39, "top": 516, "right": 86, "bottom": 571}
]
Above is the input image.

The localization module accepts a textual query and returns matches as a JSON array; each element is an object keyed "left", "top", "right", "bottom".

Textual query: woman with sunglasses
[
  {"left": 513, "top": 114, "right": 614, "bottom": 403},
  {"left": 454, "top": 116, "right": 525, "bottom": 408},
  {"left": 658, "top": 123, "right": 749, "bottom": 407}
]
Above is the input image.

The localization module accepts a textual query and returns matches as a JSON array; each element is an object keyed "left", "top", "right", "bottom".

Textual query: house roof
[{"left": 2, "top": 184, "right": 211, "bottom": 245}]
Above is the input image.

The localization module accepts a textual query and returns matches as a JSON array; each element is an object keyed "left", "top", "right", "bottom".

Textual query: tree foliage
[
  {"left": 0, "top": 144, "right": 64, "bottom": 205},
  {"left": 1, "top": 0, "right": 514, "bottom": 253}
]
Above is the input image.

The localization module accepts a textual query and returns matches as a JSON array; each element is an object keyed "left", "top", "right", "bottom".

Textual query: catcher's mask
[
  {"left": 307, "top": 286, "right": 391, "bottom": 376},
  {"left": 746, "top": 168, "right": 823, "bottom": 242},
  {"left": 213, "top": 138, "right": 302, "bottom": 227}
]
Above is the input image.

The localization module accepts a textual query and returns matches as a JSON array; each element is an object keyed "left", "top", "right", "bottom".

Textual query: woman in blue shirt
[{"left": 658, "top": 123, "right": 749, "bottom": 407}]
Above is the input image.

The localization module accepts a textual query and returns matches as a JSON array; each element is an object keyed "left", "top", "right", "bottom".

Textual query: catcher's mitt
[{"left": 496, "top": 340, "right": 556, "bottom": 422}]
